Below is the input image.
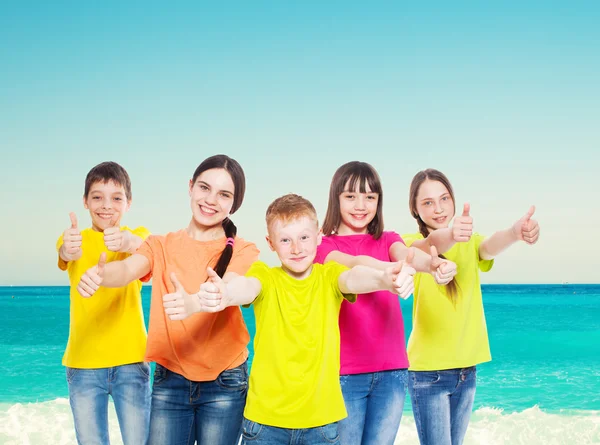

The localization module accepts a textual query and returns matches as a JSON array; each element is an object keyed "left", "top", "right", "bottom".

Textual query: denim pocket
[
  {"left": 412, "top": 371, "right": 441, "bottom": 387},
  {"left": 66, "top": 367, "right": 79, "bottom": 384},
  {"left": 152, "top": 363, "right": 168, "bottom": 387},
  {"left": 319, "top": 422, "right": 340, "bottom": 443},
  {"left": 216, "top": 362, "right": 248, "bottom": 390},
  {"left": 135, "top": 362, "right": 150, "bottom": 379},
  {"left": 241, "top": 419, "right": 263, "bottom": 440}
]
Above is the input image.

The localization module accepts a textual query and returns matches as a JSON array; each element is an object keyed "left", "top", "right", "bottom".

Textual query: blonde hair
[{"left": 266, "top": 194, "right": 318, "bottom": 232}]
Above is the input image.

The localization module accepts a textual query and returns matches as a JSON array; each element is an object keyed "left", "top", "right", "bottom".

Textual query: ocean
[{"left": 0, "top": 285, "right": 598, "bottom": 444}]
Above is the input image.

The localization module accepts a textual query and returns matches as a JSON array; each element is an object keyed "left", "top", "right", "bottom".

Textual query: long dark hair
[
  {"left": 409, "top": 169, "right": 459, "bottom": 302},
  {"left": 321, "top": 161, "right": 384, "bottom": 239},
  {"left": 192, "top": 154, "right": 246, "bottom": 277}
]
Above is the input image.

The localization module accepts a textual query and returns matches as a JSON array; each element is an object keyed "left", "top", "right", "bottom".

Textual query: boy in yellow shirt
[
  {"left": 162, "top": 193, "right": 415, "bottom": 445},
  {"left": 56, "top": 161, "right": 151, "bottom": 445}
]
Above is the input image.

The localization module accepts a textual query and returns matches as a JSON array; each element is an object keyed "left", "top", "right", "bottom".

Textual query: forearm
[
  {"left": 479, "top": 228, "right": 519, "bottom": 260},
  {"left": 101, "top": 261, "right": 138, "bottom": 287},
  {"left": 424, "top": 228, "right": 456, "bottom": 254},
  {"left": 326, "top": 251, "right": 390, "bottom": 271},
  {"left": 339, "top": 265, "right": 387, "bottom": 294},
  {"left": 224, "top": 275, "right": 261, "bottom": 306}
]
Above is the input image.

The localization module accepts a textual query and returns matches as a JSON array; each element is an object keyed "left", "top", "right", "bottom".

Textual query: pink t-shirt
[{"left": 315, "top": 231, "right": 409, "bottom": 374}]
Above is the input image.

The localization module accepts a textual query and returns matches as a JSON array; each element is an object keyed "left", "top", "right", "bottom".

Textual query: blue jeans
[
  {"left": 338, "top": 370, "right": 407, "bottom": 445},
  {"left": 148, "top": 362, "right": 248, "bottom": 445},
  {"left": 240, "top": 418, "right": 340, "bottom": 445},
  {"left": 408, "top": 367, "right": 477, "bottom": 445},
  {"left": 66, "top": 362, "right": 151, "bottom": 445}
]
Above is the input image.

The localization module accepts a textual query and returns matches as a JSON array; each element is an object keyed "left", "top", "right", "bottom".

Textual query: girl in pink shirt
[{"left": 314, "top": 161, "right": 457, "bottom": 445}]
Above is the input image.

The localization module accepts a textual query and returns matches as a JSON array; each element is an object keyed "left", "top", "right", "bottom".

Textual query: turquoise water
[{"left": 1, "top": 285, "right": 599, "bottom": 444}]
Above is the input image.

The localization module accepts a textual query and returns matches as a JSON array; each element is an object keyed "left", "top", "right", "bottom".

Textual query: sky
[{"left": 0, "top": 1, "right": 598, "bottom": 285}]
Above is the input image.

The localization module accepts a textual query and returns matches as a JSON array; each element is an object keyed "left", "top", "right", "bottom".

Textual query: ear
[
  {"left": 265, "top": 235, "right": 275, "bottom": 252},
  {"left": 82, "top": 196, "right": 88, "bottom": 210},
  {"left": 189, "top": 179, "right": 195, "bottom": 196},
  {"left": 317, "top": 229, "right": 323, "bottom": 246},
  {"left": 125, "top": 199, "right": 132, "bottom": 212}
]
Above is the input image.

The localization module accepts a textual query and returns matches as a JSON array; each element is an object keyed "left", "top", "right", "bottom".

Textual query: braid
[{"left": 214, "top": 218, "right": 237, "bottom": 278}]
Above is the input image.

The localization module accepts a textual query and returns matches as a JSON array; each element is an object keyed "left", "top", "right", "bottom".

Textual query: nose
[
  {"left": 101, "top": 198, "right": 112, "bottom": 209},
  {"left": 434, "top": 201, "right": 443, "bottom": 213},
  {"left": 205, "top": 191, "right": 218, "bottom": 205},
  {"left": 290, "top": 240, "right": 301, "bottom": 254},
  {"left": 355, "top": 195, "right": 366, "bottom": 210}
]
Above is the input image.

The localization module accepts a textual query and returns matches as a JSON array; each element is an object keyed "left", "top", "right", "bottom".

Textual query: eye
[
  {"left": 441, "top": 196, "right": 449, "bottom": 201},
  {"left": 367, "top": 195, "right": 377, "bottom": 200},
  {"left": 301, "top": 235, "right": 309, "bottom": 241},
  {"left": 280, "top": 238, "right": 290, "bottom": 244},
  {"left": 114, "top": 197, "right": 122, "bottom": 201},
  {"left": 220, "top": 192, "right": 232, "bottom": 199},
  {"left": 424, "top": 201, "right": 432, "bottom": 206},
  {"left": 344, "top": 194, "right": 354, "bottom": 199},
  {"left": 199, "top": 184, "right": 209, "bottom": 191},
  {"left": 92, "top": 196, "right": 101, "bottom": 200}
]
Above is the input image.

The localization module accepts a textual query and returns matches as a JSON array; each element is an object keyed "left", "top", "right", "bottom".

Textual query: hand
[
  {"left": 430, "top": 246, "right": 457, "bottom": 285},
  {"left": 77, "top": 252, "right": 106, "bottom": 297},
  {"left": 512, "top": 206, "right": 540, "bottom": 245},
  {"left": 392, "top": 247, "right": 416, "bottom": 299},
  {"left": 62, "top": 212, "right": 82, "bottom": 257},
  {"left": 162, "top": 269, "right": 225, "bottom": 321},
  {"left": 452, "top": 203, "right": 473, "bottom": 242},
  {"left": 103, "top": 216, "right": 129, "bottom": 252}
]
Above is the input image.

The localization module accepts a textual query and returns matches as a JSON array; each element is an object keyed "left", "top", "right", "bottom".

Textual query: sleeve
[
  {"left": 244, "top": 261, "right": 270, "bottom": 306},
  {"left": 136, "top": 236, "right": 156, "bottom": 282},
  {"left": 55, "top": 234, "right": 68, "bottom": 271},
  {"left": 473, "top": 233, "right": 494, "bottom": 272},
  {"left": 314, "top": 237, "right": 338, "bottom": 264},
  {"left": 324, "top": 262, "right": 356, "bottom": 303},
  {"left": 400, "top": 232, "right": 423, "bottom": 248},
  {"left": 130, "top": 226, "right": 151, "bottom": 244},
  {"left": 227, "top": 240, "right": 260, "bottom": 276}
]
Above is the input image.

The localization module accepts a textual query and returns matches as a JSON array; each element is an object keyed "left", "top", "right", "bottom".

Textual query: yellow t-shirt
[
  {"left": 56, "top": 226, "right": 150, "bottom": 368},
  {"left": 402, "top": 233, "right": 494, "bottom": 371},
  {"left": 244, "top": 261, "right": 355, "bottom": 428}
]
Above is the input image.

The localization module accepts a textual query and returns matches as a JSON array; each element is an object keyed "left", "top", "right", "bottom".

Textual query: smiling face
[
  {"left": 415, "top": 179, "right": 455, "bottom": 231},
  {"left": 267, "top": 215, "right": 322, "bottom": 280},
  {"left": 188, "top": 168, "right": 235, "bottom": 229},
  {"left": 83, "top": 180, "right": 130, "bottom": 232},
  {"left": 336, "top": 180, "right": 379, "bottom": 235}
]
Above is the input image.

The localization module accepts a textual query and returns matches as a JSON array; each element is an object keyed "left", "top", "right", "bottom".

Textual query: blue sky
[{"left": 1, "top": 2, "right": 598, "bottom": 285}]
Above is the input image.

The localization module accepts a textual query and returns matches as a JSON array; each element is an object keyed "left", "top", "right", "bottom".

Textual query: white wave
[
  {"left": 0, "top": 400, "right": 598, "bottom": 444},
  {"left": 396, "top": 405, "right": 600, "bottom": 445}
]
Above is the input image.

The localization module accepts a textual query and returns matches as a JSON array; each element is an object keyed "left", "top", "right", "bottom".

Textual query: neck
[{"left": 186, "top": 219, "right": 225, "bottom": 241}]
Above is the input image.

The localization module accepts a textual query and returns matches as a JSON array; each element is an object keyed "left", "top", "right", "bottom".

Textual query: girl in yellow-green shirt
[{"left": 403, "top": 169, "right": 540, "bottom": 445}]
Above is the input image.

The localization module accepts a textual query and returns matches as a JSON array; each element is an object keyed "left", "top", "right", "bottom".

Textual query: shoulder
[{"left": 400, "top": 232, "right": 423, "bottom": 247}]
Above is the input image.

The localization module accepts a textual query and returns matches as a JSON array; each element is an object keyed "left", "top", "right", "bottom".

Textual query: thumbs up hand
[
  {"left": 103, "top": 214, "right": 130, "bottom": 252},
  {"left": 390, "top": 247, "right": 416, "bottom": 299},
  {"left": 62, "top": 212, "right": 83, "bottom": 259},
  {"left": 429, "top": 246, "right": 457, "bottom": 285},
  {"left": 512, "top": 206, "right": 540, "bottom": 245},
  {"left": 163, "top": 268, "right": 226, "bottom": 321},
  {"left": 451, "top": 203, "right": 473, "bottom": 242},
  {"left": 77, "top": 253, "right": 106, "bottom": 297}
]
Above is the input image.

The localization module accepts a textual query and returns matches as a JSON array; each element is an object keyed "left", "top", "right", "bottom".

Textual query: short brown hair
[
  {"left": 84, "top": 161, "right": 132, "bottom": 200},
  {"left": 266, "top": 194, "right": 318, "bottom": 232}
]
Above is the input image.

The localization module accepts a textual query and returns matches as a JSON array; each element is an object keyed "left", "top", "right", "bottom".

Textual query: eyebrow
[{"left": 198, "top": 180, "right": 234, "bottom": 195}]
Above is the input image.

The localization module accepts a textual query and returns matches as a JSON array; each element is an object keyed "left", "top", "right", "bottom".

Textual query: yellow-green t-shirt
[
  {"left": 244, "top": 261, "right": 356, "bottom": 428},
  {"left": 402, "top": 233, "right": 494, "bottom": 371},
  {"left": 56, "top": 226, "right": 150, "bottom": 368}
]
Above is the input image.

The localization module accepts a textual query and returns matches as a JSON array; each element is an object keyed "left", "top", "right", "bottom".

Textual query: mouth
[
  {"left": 199, "top": 205, "right": 218, "bottom": 216},
  {"left": 433, "top": 216, "right": 447, "bottom": 224},
  {"left": 96, "top": 213, "right": 114, "bottom": 220},
  {"left": 351, "top": 214, "right": 368, "bottom": 220},
  {"left": 289, "top": 257, "right": 306, "bottom": 262}
]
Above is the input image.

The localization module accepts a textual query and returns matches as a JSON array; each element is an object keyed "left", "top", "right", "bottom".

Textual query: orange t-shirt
[{"left": 137, "top": 229, "right": 259, "bottom": 381}]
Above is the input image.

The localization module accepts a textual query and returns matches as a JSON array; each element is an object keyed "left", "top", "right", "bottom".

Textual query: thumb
[
  {"left": 97, "top": 252, "right": 107, "bottom": 276},
  {"left": 207, "top": 267, "right": 222, "bottom": 283},
  {"left": 405, "top": 247, "right": 415, "bottom": 266},
  {"left": 524, "top": 205, "right": 535, "bottom": 221},
  {"left": 170, "top": 272, "right": 184, "bottom": 293},
  {"left": 430, "top": 245, "right": 441, "bottom": 267},
  {"left": 462, "top": 203, "right": 470, "bottom": 217},
  {"left": 109, "top": 214, "right": 119, "bottom": 227},
  {"left": 69, "top": 212, "right": 78, "bottom": 229}
]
